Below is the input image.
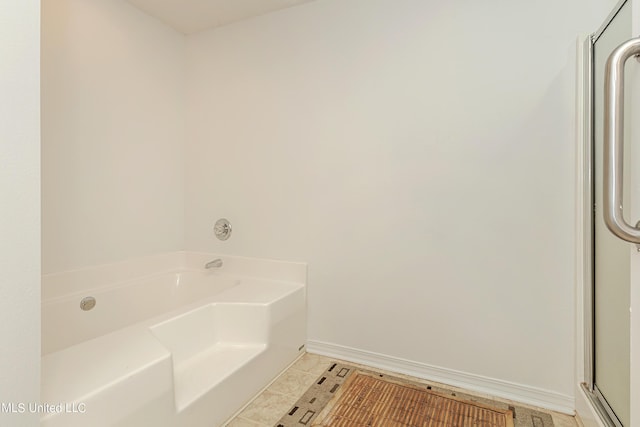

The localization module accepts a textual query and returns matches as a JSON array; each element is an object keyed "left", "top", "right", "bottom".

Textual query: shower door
[{"left": 590, "top": 0, "right": 640, "bottom": 425}]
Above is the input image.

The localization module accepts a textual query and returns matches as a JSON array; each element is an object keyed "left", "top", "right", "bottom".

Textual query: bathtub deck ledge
[{"left": 41, "top": 325, "right": 173, "bottom": 423}]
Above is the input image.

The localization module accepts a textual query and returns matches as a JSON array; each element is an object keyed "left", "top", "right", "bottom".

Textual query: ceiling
[{"left": 125, "top": 0, "right": 317, "bottom": 34}]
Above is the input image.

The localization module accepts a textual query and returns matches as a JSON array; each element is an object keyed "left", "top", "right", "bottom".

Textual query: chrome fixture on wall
[
  {"left": 205, "top": 258, "right": 223, "bottom": 269},
  {"left": 80, "top": 296, "right": 96, "bottom": 311},
  {"left": 214, "top": 218, "right": 232, "bottom": 241}
]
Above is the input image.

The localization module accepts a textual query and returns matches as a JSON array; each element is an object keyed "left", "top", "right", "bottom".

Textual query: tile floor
[{"left": 224, "top": 353, "right": 580, "bottom": 427}]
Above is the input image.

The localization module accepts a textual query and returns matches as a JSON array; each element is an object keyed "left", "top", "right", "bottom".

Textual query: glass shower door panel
[{"left": 593, "top": 1, "right": 631, "bottom": 425}]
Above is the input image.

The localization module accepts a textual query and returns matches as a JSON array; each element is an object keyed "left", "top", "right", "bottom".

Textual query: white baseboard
[{"left": 306, "top": 340, "right": 574, "bottom": 415}]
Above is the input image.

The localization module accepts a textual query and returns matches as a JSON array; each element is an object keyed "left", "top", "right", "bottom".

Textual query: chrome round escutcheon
[
  {"left": 214, "top": 218, "right": 232, "bottom": 241},
  {"left": 80, "top": 296, "right": 96, "bottom": 311}
]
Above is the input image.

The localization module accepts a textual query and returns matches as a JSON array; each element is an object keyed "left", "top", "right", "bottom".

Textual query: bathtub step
[{"left": 172, "top": 343, "right": 267, "bottom": 412}]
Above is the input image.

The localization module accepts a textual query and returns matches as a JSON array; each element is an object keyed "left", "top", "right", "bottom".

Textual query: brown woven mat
[{"left": 312, "top": 372, "right": 514, "bottom": 427}]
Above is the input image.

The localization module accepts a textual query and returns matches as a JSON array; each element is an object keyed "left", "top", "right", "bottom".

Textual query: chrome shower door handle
[{"left": 603, "top": 37, "right": 640, "bottom": 243}]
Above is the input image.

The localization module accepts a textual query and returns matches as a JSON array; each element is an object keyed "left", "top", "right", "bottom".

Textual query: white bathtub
[{"left": 41, "top": 253, "right": 307, "bottom": 427}]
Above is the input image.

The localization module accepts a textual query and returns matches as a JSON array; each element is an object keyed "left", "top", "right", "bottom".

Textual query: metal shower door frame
[{"left": 581, "top": 1, "right": 632, "bottom": 425}]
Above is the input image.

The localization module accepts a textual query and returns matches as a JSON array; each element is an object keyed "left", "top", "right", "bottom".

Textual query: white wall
[
  {"left": 41, "top": 0, "right": 186, "bottom": 274},
  {"left": 185, "top": 0, "right": 616, "bottom": 404},
  {"left": 0, "top": 1, "right": 41, "bottom": 425},
  {"left": 39, "top": 0, "right": 619, "bottom": 412}
]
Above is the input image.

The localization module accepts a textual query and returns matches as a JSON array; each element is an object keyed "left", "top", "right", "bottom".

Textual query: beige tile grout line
[
  {"left": 227, "top": 353, "right": 333, "bottom": 426},
  {"left": 222, "top": 352, "right": 308, "bottom": 426}
]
